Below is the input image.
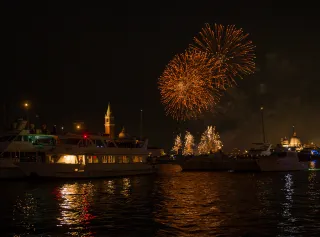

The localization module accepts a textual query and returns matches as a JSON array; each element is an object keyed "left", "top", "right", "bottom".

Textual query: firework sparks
[
  {"left": 190, "top": 23, "right": 256, "bottom": 88},
  {"left": 158, "top": 50, "right": 221, "bottom": 120}
]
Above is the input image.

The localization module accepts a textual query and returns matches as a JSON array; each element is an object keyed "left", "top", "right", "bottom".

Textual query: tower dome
[
  {"left": 289, "top": 132, "right": 301, "bottom": 147},
  {"left": 119, "top": 127, "right": 130, "bottom": 139}
]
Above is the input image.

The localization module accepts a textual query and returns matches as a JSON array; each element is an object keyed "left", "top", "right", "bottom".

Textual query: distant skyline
[{"left": 6, "top": 2, "right": 320, "bottom": 151}]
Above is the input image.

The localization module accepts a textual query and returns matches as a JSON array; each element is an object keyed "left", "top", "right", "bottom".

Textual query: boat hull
[
  {"left": 15, "top": 163, "right": 156, "bottom": 179},
  {"left": 179, "top": 155, "right": 260, "bottom": 172},
  {"left": 232, "top": 159, "right": 260, "bottom": 172},
  {"left": 0, "top": 159, "right": 26, "bottom": 179},
  {"left": 257, "top": 152, "right": 309, "bottom": 172},
  {"left": 180, "top": 159, "right": 234, "bottom": 171}
]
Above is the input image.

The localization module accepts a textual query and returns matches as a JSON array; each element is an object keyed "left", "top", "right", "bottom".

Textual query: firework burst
[
  {"left": 158, "top": 50, "right": 221, "bottom": 121},
  {"left": 190, "top": 23, "right": 256, "bottom": 88}
]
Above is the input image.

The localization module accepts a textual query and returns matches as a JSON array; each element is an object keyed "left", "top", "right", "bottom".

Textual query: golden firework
[
  {"left": 190, "top": 23, "right": 256, "bottom": 88},
  {"left": 158, "top": 50, "right": 220, "bottom": 120}
]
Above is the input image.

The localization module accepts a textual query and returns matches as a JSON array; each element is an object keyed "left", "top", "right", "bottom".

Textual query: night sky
[{"left": 6, "top": 2, "right": 320, "bottom": 151}]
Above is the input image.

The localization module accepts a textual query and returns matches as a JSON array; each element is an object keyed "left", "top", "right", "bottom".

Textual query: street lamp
[
  {"left": 140, "top": 109, "right": 143, "bottom": 140},
  {"left": 24, "top": 102, "right": 30, "bottom": 130},
  {"left": 260, "top": 106, "right": 266, "bottom": 143}
]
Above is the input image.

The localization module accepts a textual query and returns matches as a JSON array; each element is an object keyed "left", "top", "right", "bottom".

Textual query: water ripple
[{"left": 0, "top": 165, "right": 319, "bottom": 236}]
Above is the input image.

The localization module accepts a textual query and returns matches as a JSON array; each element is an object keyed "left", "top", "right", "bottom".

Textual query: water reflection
[
  {"left": 121, "top": 178, "right": 131, "bottom": 197},
  {"left": 278, "top": 173, "right": 299, "bottom": 235},
  {"left": 54, "top": 182, "right": 96, "bottom": 236},
  {"left": 2, "top": 167, "right": 320, "bottom": 236},
  {"left": 310, "top": 161, "right": 316, "bottom": 170},
  {"left": 256, "top": 177, "right": 273, "bottom": 215},
  {"left": 308, "top": 171, "right": 319, "bottom": 212},
  {"left": 153, "top": 171, "right": 230, "bottom": 237},
  {"left": 104, "top": 180, "right": 115, "bottom": 195},
  {"left": 13, "top": 193, "right": 37, "bottom": 235}
]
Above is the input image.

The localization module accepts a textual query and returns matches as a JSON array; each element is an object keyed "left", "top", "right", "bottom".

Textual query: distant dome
[
  {"left": 281, "top": 137, "right": 289, "bottom": 146},
  {"left": 289, "top": 132, "right": 301, "bottom": 147},
  {"left": 119, "top": 127, "right": 130, "bottom": 139}
]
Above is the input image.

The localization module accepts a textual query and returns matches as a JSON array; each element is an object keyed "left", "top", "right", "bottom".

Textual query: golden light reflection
[
  {"left": 154, "top": 168, "right": 226, "bottom": 235},
  {"left": 54, "top": 183, "right": 96, "bottom": 236},
  {"left": 104, "top": 180, "right": 115, "bottom": 195},
  {"left": 309, "top": 161, "right": 316, "bottom": 170},
  {"left": 307, "top": 171, "right": 319, "bottom": 213},
  {"left": 121, "top": 178, "right": 131, "bottom": 197}
]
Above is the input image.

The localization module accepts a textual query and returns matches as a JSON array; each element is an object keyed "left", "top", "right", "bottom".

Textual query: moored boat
[
  {"left": 0, "top": 121, "right": 156, "bottom": 179},
  {"left": 257, "top": 151, "right": 309, "bottom": 172}
]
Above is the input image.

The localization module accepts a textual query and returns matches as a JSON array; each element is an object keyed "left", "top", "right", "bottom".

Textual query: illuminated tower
[{"left": 105, "top": 102, "right": 115, "bottom": 138}]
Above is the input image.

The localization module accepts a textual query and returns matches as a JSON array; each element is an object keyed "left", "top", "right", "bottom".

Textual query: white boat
[
  {"left": 247, "top": 143, "right": 273, "bottom": 157},
  {"left": 256, "top": 151, "right": 309, "bottom": 172},
  {"left": 0, "top": 120, "right": 57, "bottom": 179},
  {"left": 17, "top": 132, "right": 155, "bottom": 178},
  {"left": 242, "top": 143, "right": 308, "bottom": 172},
  {"left": 179, "top": 142, "right": 309, "bottom": 172},
  {"left": 1, "top": 122, "right": 156, "bottom": 179}
]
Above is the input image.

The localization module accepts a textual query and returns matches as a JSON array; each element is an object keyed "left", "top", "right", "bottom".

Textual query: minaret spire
[
  {"left": 107, "top": 102, "right": 111, "bottom": 116},
  {"left": 105, "top": 102, "right": 115, "bottom": 138}
]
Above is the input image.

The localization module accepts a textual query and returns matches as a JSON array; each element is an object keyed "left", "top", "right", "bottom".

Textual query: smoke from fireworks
[
  {"left": 158, "top": 50, "right": 221, "bottom": 120},
  {"left": 190, "top": 23, "right": 256, "bottom": 88}
]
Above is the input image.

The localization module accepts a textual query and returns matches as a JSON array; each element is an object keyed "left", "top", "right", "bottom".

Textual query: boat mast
[
  {"left": 260, "top": 105, "right": 266, "bottom": 143},
  {"left": 292, "top": 124, "right": 295, "bottom": 135},
  {"left": 140, "top": 109, "right": 143, "bottom": 140},
  {"left": 3, "top": 102, "right": 6, "bottom": 131}
]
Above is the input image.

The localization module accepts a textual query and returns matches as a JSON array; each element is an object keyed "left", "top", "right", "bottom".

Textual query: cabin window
[
  {"left": 86, "top": 155, "right": 98, "bottom": 163},
  {"left": 93, "top": 155, "right": 99, "bottom": 163},
  {"left": 34, "top": 136, "right": 56, "bottom": 145},
  {"left": 78, "top": 155, "right": 85, "bottom": 165},
  {"left": 107, "top": 155, "right": 115, "bottom": 163},
  {"left": 118, "top": 156, "right": 129, "bottom": 163},
  {"left": 57, "top": 155, "right": 78, "bottom": 164},
  {"left": 132, "top": 156, "right": 143, "bottom": 163},
  {"left": 87, "top": 156, "right": 93, "bottom": 163}
]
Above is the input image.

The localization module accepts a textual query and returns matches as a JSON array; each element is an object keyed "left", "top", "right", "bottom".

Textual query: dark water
[{"left": 0, "top": 165, "right": 319, "bottom": 237}]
